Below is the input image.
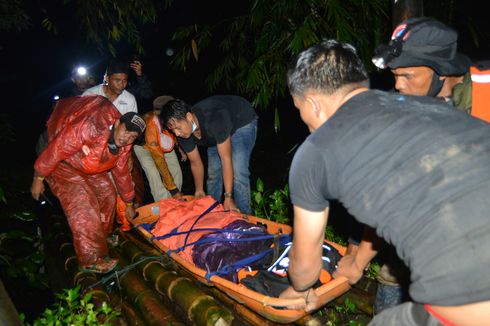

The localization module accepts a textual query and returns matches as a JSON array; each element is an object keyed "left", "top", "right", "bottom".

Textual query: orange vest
[{"left": 470, "top": 62, "right": 490, "bottom": 123}]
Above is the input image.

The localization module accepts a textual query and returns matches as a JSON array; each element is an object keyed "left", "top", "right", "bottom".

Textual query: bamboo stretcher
[{"left": 132, "top": 200, "right": 350, "bottom": 324}]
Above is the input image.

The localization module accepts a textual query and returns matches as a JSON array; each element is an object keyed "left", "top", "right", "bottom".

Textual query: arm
[
  {"left": 288, "top": 205, "right": 329, "bottom": 290},
  {"left": 333, "top": 226, "right": 380, "bottom": 284},
  {"left": 279, "top": 205, "right": 329, "bottom": 311},
  {"left": 32, "top": 118, "right": 89, "bottom": 199},
  {"left": 144, "top": 126, "right": 179, "bottom": 195},
  {"left": 187, "top": 147, "right": 205, "bottom": 198},
  {"left": 128, "top": 61, "right": 153, "bottom": 100},
  {"left": 216, "top": 137, "right": 238, "bottom": 211},
  {"left": 111, "top": 148, "right": 135, "bottom": 203}
]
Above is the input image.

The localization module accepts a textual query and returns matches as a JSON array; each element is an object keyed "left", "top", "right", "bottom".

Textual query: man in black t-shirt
[
  {"left": 279, "top": 39, "right": 490, "bottom": 325},
  {"left": 160, "top": 96, "right": 258, "bottom": 214}
]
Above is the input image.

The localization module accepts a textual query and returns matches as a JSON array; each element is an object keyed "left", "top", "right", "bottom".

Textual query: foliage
[
  {"left": 25, "top": 285, "right": 119, "bottom": 326},
  {"left": 0, "top": 113, "right": 16, "bottom": 146},
  {"left": 323, "top": 297, "right": 365, "bottom": 326},
  {"left": 364, "top": 260, "right": 381, "bottom": 280},
  {"left": 251, "top": 178, "right": 291, "bottom": 224},
  {"left": 0, "top": 186, "right": 6, "bottom": 204},
  {"left": 335, "top": 297, "right": 356, "bottom": 314},
  {"left": 171, "top": 0, "right": 389, "bottom": 127},
  {"left": 0, "top": 0, "right": 172, "bottom": 56},
  {"left": 0, "top": 0, "right": 30, "bottom": 31},
  {"left": 0, "top": 210, "right": 49, "bottom": 290},
  {"left": 325, "top": 225, "right": 347, "bottom": 246}
]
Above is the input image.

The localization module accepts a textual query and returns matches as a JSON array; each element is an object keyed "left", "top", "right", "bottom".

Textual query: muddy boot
[{"left": 80, "top": 257, "right": 119, "bottom": 274}]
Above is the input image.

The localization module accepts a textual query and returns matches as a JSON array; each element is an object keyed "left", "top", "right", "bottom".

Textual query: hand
[
  {"left": 129, "top": 61, "right": 143, "bottom": 76},
  {"left": 172, "top": 191, "right": 184, "bottom": 201},
  {"left": 178, "top": 148, "right": 188, "bottom": 162},
  {"left": 194, "top": 190, "right": 206, "bottom": 199},
  {"left": 31, "top": 177, "right": 45, "bottom": 201},
  {"left": 279, "top": 287, "right": 319, "bottom": 312},
  {"left": 125, "top": 205, "right": 136, "bottom": 221},
  {"left": 223, "top": 196, "right": 239, "bottom": 212},
  {"left": 332, "top": 254, "right": 364, "bottom": 285}
]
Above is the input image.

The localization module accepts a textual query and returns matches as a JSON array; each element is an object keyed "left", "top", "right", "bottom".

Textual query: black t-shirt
[
  {"left": 290, "top": 90, "right": 490, "bottom": 306},
  {"left": 178, "top": 95, "right": 257, "bottom": 152}
]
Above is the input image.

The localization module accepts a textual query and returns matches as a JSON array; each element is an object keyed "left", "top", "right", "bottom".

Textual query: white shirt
[{"left": 83, "top": 84, "right": 138, "bottom": 115}]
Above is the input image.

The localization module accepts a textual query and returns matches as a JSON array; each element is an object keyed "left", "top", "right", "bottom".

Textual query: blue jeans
[{"left": 207, "top": 119, "right": 257, "bottom": 214}]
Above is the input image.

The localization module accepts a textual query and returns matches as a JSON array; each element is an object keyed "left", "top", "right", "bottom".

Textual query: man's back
[{"left": 290, "top": 89, "right": 490, "bottom": 306}]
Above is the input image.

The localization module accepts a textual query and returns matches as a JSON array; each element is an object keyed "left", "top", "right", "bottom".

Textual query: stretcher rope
[{"left": 85, "top": 255, "right": 165, "bottom": 291}]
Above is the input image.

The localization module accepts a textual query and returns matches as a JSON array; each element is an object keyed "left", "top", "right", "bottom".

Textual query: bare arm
[
  {"left": 216, "top": 137, "right": 238, "bottom": 211},
  {"left": 288, "top": 205, "right": 329, "bottom": 291},
  {"left": 279, "top": 205, "right": 329, "bottom": 311},
  {"left": 187, "top": 147, "right": 205, "bottom": 197},
  {"left": 333, "top": 226, "right": 380, "bottom": 284}
]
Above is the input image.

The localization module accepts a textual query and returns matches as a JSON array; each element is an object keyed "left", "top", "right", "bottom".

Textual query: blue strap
[
  {"left": 183, "top": 200, "right": 220, "bottom": 247},
  {"left": 205, "top": 248, "right": 274, "bottom": 280},
  {"left": 168, "top": 233, "right": 285, "bottom": 255},
  {"left": 149, "top": 227, "right": 268, "bottom": 241},
  {"left": 204, "top": 234, "right": 292, "bottom": 280},
  {"left": 139, "top": 221, "right": 157, "bottom": 233},
  {"left": 147, "top": 200, "right": 220, "bottom": 241}
]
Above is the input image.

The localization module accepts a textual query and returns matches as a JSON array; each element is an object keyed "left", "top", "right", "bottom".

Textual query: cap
[
  {"left": 120, "top": 112, "right": 146, "bottom": 135},
  {"left": 372, "top": 17, "right": 470, "bottom": 76},
  {"left": 153, "top": 95, "right": 175, "bottom": 110},
  {"left": 106, "top": 60, "right": 129, "bottom": 76}
]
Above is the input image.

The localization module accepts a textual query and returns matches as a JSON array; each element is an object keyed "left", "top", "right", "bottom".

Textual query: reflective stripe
[{"left": 471, "top": 74, "right": 490, "bottom": 83}]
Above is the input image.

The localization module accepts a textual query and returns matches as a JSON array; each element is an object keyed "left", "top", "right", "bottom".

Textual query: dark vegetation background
[{"left": 0, "top": 0, "right": 489, "bottom": 322}]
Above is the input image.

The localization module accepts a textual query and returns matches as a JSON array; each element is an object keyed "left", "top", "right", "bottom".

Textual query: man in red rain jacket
[{"left": 31, "top": 95, "right": 146, "bottom": 273}]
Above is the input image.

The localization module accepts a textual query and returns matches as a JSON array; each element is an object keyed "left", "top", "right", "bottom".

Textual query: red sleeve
[
  {"left": 34, "top": 119, "right": 92, "bottom": 177},
  {"left": 111, "top": 147, "right": 135, "bottom": 202}
]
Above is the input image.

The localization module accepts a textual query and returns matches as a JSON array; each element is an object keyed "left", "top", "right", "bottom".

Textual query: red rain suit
[{"left": 34, "top": 95, "right": 134, "bottom": 266}]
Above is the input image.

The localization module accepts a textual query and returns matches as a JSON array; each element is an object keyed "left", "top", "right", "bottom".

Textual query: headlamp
[
  {"left": 372, "top": 44, "right": 392, "bottom": 69},
  {"left": 76, "top": 66, "right": 87, "bottom": 76},
  {"left": 372, "top": 25, "right": 410, "bottom": 69}
]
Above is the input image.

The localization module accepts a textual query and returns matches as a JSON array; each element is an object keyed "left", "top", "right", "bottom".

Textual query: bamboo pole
[
  {"left": 118, "top": 239, "right": 235, "bottom": 325},
  {"left": 111, "top": 250, "right": 184, "bottom": 326}
]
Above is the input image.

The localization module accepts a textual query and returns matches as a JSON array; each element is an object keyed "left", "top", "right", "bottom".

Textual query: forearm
[
  {"left": 190, "top": 159, "right": 205, "bottom": 193},
  {"left": 153, "top": 155, "right": 177, "bottom": 191},
  {"left": 288, "top": 206, "right": 329, "bottom": 291},
  {"left": 288, "top": 248, "right": 323, "bottom": 291},
  {"left": 221, "top": 157, "right": 234, "bottom": 194},
  {"left": 354, "top": 227, "right": 380, "bottom": 269},
  {"left": 112, "top": 153, "right": 136, "bottom": 202}
]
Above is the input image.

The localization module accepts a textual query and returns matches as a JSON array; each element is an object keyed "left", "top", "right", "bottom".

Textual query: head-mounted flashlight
[
  {"left": 76, "top": 66, "right": 87, "bottom": 76},
  {"left": 372, "top": 25, "right": 410, "bottom": 69}
]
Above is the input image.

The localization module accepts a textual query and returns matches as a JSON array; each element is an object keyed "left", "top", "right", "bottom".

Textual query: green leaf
[{"left": 256, "top": 178, "right": 264, "bottom": 192}]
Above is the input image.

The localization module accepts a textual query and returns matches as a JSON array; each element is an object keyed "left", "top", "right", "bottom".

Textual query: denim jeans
[{"left": 207, "top": 119, "right": 257, "bottom": 214}]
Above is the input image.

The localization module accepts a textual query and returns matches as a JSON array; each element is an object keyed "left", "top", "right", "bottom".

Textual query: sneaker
[
  {"left": 106, "top": 234, "right": 119, "bottom": 248},
  {"left": 80, "top": 257, "right": 118, "bottom": 274}
]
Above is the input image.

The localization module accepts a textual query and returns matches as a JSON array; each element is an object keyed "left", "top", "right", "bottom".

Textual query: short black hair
[
  {"left": 159, "top": 99, "right": 191, "bottom": 129},
  {"left": 287, "top": 39, "right": 369, "bottom": 97},
  {"left": 106, "top": 60, "right": 129, "bottom": 76}
]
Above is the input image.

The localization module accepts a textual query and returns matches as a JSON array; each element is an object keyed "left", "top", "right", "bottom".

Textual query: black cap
[
  {"left": 373, "top": 17, "right": 470, "bottom": 76},
  {"left": 120, "top": 112, "right": 146, "bottom": 135},
  {"left": 106, "top": 60, "right": 129, "bottom": 76}
]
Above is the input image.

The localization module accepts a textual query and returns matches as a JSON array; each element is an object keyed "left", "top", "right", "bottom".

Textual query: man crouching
[{"left": 31, "top": 95, "right": 145, "bottom": 274}]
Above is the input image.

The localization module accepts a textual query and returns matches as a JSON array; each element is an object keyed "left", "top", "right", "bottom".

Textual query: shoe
[
  {"left": 107, "top": 234, "right": 120, "bottom": 248},
  {"left": 80, "top": 257, "right": 118, "bottom": 274}
]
